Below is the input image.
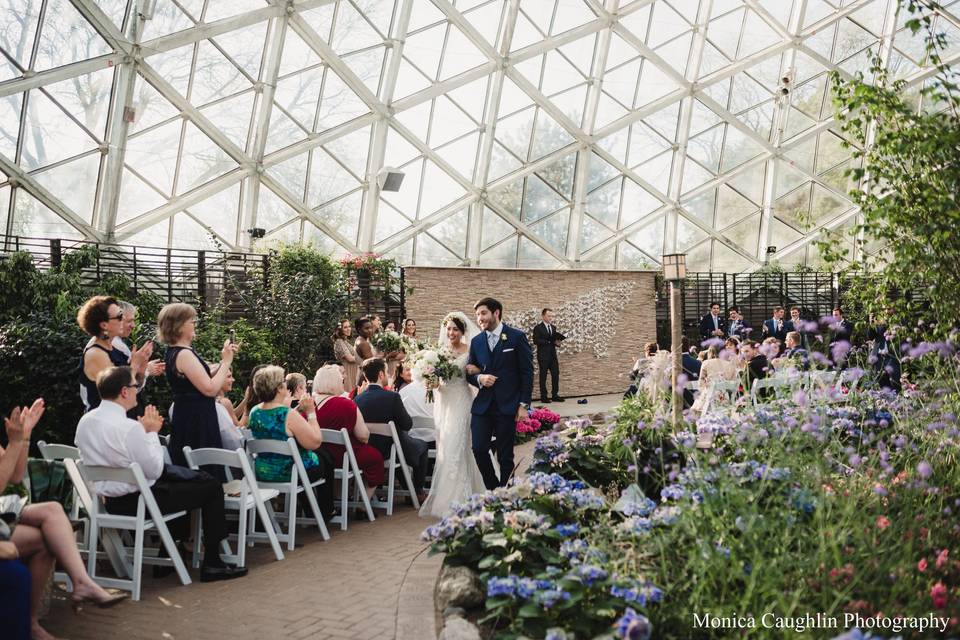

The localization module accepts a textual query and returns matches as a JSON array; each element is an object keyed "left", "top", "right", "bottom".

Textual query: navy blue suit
[
  {"left": 762, "top": 318, "right": 793, "bottom": 342},
  {"left": 467, "top": 324, "right": 534, "bottom": 489}
]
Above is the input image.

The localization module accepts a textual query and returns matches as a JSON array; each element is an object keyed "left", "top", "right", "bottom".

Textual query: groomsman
[
  {"left": 762, "top": 306, "right": 789, "bottom": 342},
  {"left": 699, "top": 303, "right": 727, "bottom": 342},
  {"left": 789, "top": 306, "right": 811, "bottom": 349},
  {"left": 533, "top": 308, "right": 565, "bottom": 403},
  {"left": 829, "top": 307, "right": 852, "bottom": 345},
  {"left": 726, "top": 307, "right": 751, "bottom": 339}
]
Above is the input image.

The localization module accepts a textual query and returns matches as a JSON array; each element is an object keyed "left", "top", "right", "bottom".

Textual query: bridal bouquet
[
  {"left": 371, "top": 329, "right": 404, "bottom": 354},
  {"left": 400, "top": 333, "right": 428, "bottom": 354},
  {"left": 410, "top": 346, "right": 462, "bottom": 403}
]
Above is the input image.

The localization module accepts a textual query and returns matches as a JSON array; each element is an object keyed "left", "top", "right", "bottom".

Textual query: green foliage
[
  {"left": 191, "top": 318, "right": 277, "bottom": 393},
  {"left": 823, "top": 0, "right": 960, "bottom": 333}
]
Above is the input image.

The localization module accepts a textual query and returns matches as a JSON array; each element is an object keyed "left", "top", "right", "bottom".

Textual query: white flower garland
[{"left": 504, "top": 281, "right": 638, "bottom": 359}]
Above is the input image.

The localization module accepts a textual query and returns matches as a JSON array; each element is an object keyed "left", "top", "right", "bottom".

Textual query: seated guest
[
  {"left": 727, "top": 307, "right": 751, "bottom": 339},
  {"left": 741, "top": 341, "right": 769, "bottom": 391},
  {"left": 313, "top": 365, "right": 383, "bottom": 499},
  {"left": 762, "top": 336, "right": 783, "bottom": 359},
  {"left": 625, "top": 342, "right": 659, "bottom": 398},
  {"left": 285, "top": 372, "right": 308, "bottom": 409},
  {"left": 353, "top": 358, "right": 429, "bottom": 502},
  {"left": 77, "top": 295, "right": 151, "bottom": 413},
  {"left": 249, "top": 367, "right": 334, "bottom": 519},
  {"left": 76, "top": 367, "right": 246, "bottom": 583},
  {"left": 5, "top": 400, "right": 127, "bottom": 639},
  {"left": 680, "top": 336, "right": 701, "bottom": 408},
  {"left": 400, "top": 379, "right": 434, "bottom": 421},
  {"left": 0, "top": 543, "right": 30, "bottom": 640},
  {"left": 237, "top": 364, "right": 269, "bottom": 426},
  {"left": 392, "top": 362, "right": 412, "bottom": 393},
  {"left": 699, "top": 303, "right": 726, "bottom": 342},
  {"left": 691, "top": 346, "right": 739, "bottom": 413},
  {"left": 782, "top": 331, "right": 810, "bottom": 369}
]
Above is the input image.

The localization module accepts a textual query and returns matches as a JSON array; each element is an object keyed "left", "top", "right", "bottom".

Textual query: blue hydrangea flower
[
  {"left": 555, "top": 523, "right": 579, "bottom": 537},
  {"left": 615, "top": 608, "right": 652, "bottom": 640}
]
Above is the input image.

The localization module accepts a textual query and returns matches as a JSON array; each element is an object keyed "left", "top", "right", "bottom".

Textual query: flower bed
[
  {"left": 424, "top": 339, "right": 960, "bottom": 639},
  {"left": 516, "top": 408, "right": 562, "bottom": 443}
]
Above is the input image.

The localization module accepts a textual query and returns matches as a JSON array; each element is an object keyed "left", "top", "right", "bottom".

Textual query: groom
[{"left": 466, "top": 297, "right": 534, "bottom": 489}]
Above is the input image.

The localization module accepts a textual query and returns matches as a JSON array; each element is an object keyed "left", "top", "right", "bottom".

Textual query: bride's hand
[{"left": 465, "top": 364, "right": 481, "bottom": 376}]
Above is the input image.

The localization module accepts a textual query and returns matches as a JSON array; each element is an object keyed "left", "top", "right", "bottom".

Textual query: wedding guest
[
  {"left": 789, "top": 306, "right": 811, "bottom": 348},
  {"left": 392, "top": 362, "right": 412, "bottom": 393},
  {"left": 625, "top": 342, "right": 660, "bottom": 398},
  {"left": 727, "top": 307, "right": 751, "bottom": 339},
  {"left": 237, "top": 364, "right": 269, "bottom": 426},
  {"left": 691, "top": 346, "right": 738, "bottom": 413},
  {"left": 169, "top": 364, "right": 245, "bottom": 450},
  {"left": 762, "top": 306, "right": 789, "bottom": 342},
  {"left": 385, "top": 321, "right": 397, "bottom": 333},
  {"left": 158, "top": 303, "right": 238, "bottom": 467},
  {"left": 400, "top": 379, "right": 434, "bottom": 421},
  {"left": 77, "top": 295, "right": 150, "bottom": 412},
  {"left": 370, "top": 315, "right": 383, "bottom": 332},
  {"left": 285, "top": 372, "right": 308, "bottom": 409},
  {"left": 354, "top": 358, "right": 428, "bottom": 502},
  {"left": 249, "top": 366, "right": 334, "bottom": 519},
  {"left": 5, "top": 399, "right": 127, "bottom": 640},
  {"left": 782, "top": 331, "right": 809, "bottom": 369},
  {"left": 313, "top": 365, "right": 383, "bottom": 499},
  {"left": 742, "top": 341, "right": 769, "bottom": 391},
  {"left": 354, "top": 317, "right": 375, "bottom": 361},
  {"left": 868, "top": 311, "right": 901, "bottom": 392},
  {"left": 680, "top": 336, "right": 701, "bottom": 408},
  {"left": 0, "top": 545, "right": 30, "bottom": 640},
  {"left": 333, "top": 320, "right": 360, "bottom": 393},
  {"left": 402, "top": 318, "right": 417, "bottom": 339},
  {"left": 830, "top": 307, "right": 852, "bottom": 346},
  {"left": 533, "top": 308, "right": 566, "bottom": 403},
  {"left": 762, "top": 336, "right": 783, "bottom": 359},
  {"left": 76, "top": 367, "right": 246, "bottom": 583},
  {"left": 699, "top": 303, "right": 727, "bottom": 342}
]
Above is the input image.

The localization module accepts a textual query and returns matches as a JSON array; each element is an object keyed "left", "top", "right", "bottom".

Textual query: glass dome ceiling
[{"left": 0, "top": 0, "right": 956, "bottom": 271}]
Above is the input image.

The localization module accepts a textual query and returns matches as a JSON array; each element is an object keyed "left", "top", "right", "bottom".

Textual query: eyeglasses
[
  {"left": 124, "top": 383, "right": 139, "bottom": 390},
  {"left": 110, "top": 312, "right": 124, "bottom": 321}
]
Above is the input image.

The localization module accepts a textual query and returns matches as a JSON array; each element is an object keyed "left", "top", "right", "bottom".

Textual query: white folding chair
[
  {"left": 319, "top": 428, "right": 375, "bottom": 530},
  {"left": 36, "top": 442, "right": 83, "bottom": 522},
  {"left": 245, "top": 437, "right": 330, "bottom": 550},
  {"left": 750, "top": 376, "right": 794, "bottom": 407},
  {"left": 182, "top": 447, "right": 284, "bottom": 567},
  {"left": 410, "top": 416, "right": 437, "bottom": 487},
  {"left": 157, "top": 434, "right": 172, "bottom": 465},
  {"left": 807, "top": 369, "right": 837, "bottom": 393},
  {"left": 366, "top": 421, "right": 420, "bottom": 515},
  {"left": 76, "top": 461, "right": 191, "bottom": 601},
  {"left": 701, "top": 379, "right": 739, "bottom": 414},
  {"left": 831, "top": 369, "right": 863, "bottom": 401}
]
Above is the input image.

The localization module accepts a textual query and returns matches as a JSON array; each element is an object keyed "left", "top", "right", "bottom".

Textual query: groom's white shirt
[{"left": 486, "top": 322, "right": 504, "bottom": 349}]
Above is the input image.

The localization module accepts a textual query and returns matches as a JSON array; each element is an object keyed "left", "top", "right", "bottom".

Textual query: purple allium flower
[{"left": 917, "top": 461, "right": 933, "bottom": 479}]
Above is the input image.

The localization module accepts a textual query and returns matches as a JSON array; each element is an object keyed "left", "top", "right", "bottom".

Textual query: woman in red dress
[{"left": 312, "top": 365, "right": 383, "bottom": 499}]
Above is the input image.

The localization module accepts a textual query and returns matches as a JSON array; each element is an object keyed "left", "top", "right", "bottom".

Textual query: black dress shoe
[
  {"left": 200, "top": 563, "right": 248, "bottom": 583},
  {"left": 552, "top": 396, "right": 565, "bottom": 402},
  {"left": 540, "top": 398, "right": 552, "bottom": 404}
]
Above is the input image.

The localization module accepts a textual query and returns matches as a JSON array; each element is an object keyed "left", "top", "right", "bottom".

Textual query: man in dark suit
[
  {"left": 354, "top": 357, "right": 429, "bottom": 500},
  {"left": 829, "top": 307, "right": 852, "bottom": 346},
  {"left": 762, "top": 306, "right": 789, "bottom": 342},
  {"left": 742, "top": 340, "right": 769, "bottom": 392},
  {"left": 783, "top": 331, "right": 810, "bottom": 370},
  {"left": 868, "top": 312, "right": 901, "bottom": 392},
  {"left": 680, "top": 336, "right": 701, "bottom": 408},
  {"left": 467, "top": 297, "right": 534, "bottom": 489},
  {"left": 699, "top": 303, "right": 726, "bottom": 343},
  {"left": 726, "top": 306, "right": 751, "bottom": 339},
  {"left": 533, "top": 308, "right": 565, "bottom": 403}
]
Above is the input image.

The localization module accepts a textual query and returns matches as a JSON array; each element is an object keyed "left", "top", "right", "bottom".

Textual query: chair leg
[
  {"left": 191, "top": 511, "right": 202, "bottom": 570},
  {"left": 254, "top": 495, "right": 284, "bottom": 562},
  {"left": 87, "top": 520, "right": 100, "bottom": 580},
  {"left": 161, "top": 520, "right": 192, "bottom": 587},
  {"left": 236, "top": 506, "right": 247, "bottom": 568},
  {"left": 286, "top": 490, "right": 297, "bottom": 551},
  {"left": 340, "top": 475, "right": 349, "bottom": 531},
  {"left": 132, "top": 524, "right": 145, "bottom": 602},
  {"left": 386, "top": 457, "right": 395, "bottom": 516},
  {"left": 301, "top": 483, "right": 330, "bottom": 541}
]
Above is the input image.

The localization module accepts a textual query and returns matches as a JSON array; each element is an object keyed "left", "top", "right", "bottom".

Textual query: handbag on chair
[{"left": 0, "top": 494, "right": 26, "bottom": 541}]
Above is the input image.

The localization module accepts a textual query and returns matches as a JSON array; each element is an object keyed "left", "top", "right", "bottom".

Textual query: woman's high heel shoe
[{"left": 71, "top": 590, "right": 128, "bottom": 612}]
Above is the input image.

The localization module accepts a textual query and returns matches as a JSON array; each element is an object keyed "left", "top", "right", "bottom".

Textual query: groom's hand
[
  {"left": 478, "top": 374, "right": 497, "bottom": 387},
  {"left": 516, "top": 406, "right": 528, "bottom": 423},
  {"left": 465, "top": 364, "right": 481, "bottom": 376}
]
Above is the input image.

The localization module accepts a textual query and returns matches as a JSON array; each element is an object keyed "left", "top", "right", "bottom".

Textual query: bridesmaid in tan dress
[{"left": 333, "top": 319, "right": 360, "bottom": 393}]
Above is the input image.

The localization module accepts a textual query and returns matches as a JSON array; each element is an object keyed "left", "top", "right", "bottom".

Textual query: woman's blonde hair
[
  {"left": 312, "top": 364, "right": 345, "bottom": 396},
  {"left": 285, "top": 372, "right": 307, "bottom": 395},
  {"left": 253, "top": 365, "right": 286, "bottom": 403},
  {"left": 156, "top": 303, "right": 197, "bottom": 344}
]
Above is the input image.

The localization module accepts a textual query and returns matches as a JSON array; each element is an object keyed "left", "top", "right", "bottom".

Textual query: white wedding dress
[{"left": 419, "top": 343, "right": 486, "bottom": 519}]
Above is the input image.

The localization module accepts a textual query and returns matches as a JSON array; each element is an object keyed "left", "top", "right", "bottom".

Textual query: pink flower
[
  {"left": 876, "top": 516, "right": 891, "bottom": 531},
  {"left": 932, "top": 581, "right": 949, "bottom": 609},
  {"left": 918, "top": 558, "right": 928, "bottom": 572},
  {"left": 937, "top": 549, "right": 950, "bottom": 570}
]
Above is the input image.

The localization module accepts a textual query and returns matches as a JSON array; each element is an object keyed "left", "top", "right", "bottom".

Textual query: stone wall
[{"left": 403, "top": 268, "right": 657, "bottom": 398}]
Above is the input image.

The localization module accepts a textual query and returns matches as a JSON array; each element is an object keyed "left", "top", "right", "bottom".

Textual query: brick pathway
[{"left": 43, "top": 507, "right": 435, "bottom": 640}]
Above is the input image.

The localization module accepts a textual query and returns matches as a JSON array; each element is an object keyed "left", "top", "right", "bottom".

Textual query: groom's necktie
[
  {"left": 546, "top": 324, "right": 552, "bottom": 336},
  {"left": 487, "top": 331, "right": 496, "bottom": 351}
]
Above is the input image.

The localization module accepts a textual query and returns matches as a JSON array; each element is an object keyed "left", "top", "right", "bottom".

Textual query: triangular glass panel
[
  {"left": 726, "top": 167, "right": 765, "bottom": 205},
  {"left": 738, "top": 10, "right": 782, "bottom": 59},
  {"left": 205, "top": 0, "right": 268, "bottom": 22},
  {"left": 307, "top": 149, "right": 361, "bottom": 207},
  {"left": 627, "top": 122, "right": 671, "bottom": 166},
  {"left": 597, "top": 129, "right": 628, "bottom": 164},
  {"left": 141, "top": 0, "right": 195, "bottom": 42},
  {"left": 531, "top": 110, "right": 574, "bottom": 160},
  {"left": 602, "top": 59, "right": 642, "bottom": 109},
  {"left": 834, "top": 19, "right": 876, "bottom": 63},
  {"left": 268, "top": 153, "right": 309, "bottom": 203},
  {"left": 618, "top": 241, "right": 658, "bottom": 269},
  {"left": 381, "top": 237, "right": 414, "bottom": 266},
  {"left": 212, "top": 21, "right": 267, "bottom": 82},
  {"left": 537, "top": 152, "right": 577, "bottom": 200},
  {"left": 655, "top": 31, "right": 692, "bottom": 77},
  {"left": 708, "top": 8, "right": 745, "bottom": 59},
  {"left": 341, "top": 46, "right": 387, "bottom": 96},
  {"left": 735, "top": 101, "right": 774, "bottom": 140},
  {"left": 635, "top": 149, "right": 673, "bottom": 194},
  {"left": 514, "top": 55, "right": 545, "bottom": 92},
  {"left": 488, "top": 178, "right": 523, "bottom": 219},
  {"left": 177, "top": 122, "right": 237, "bottom": 194},
  {"left": 323, "top": 125, "right": 372, "bottom": 178},
  {"left": 774, "top": 163, "right": 808, "bottom": 198},
  {"left": 529, "top": 208, "right": 569, "bottom": 254},
  {"left": 416, "top": 233, "right": 462, "bottom": 266},
  {"left": 404, "top": 23, "right": 446, "bottom": 81},
  {"left": 542, "top": 50, "right": 587, "bottom": 96},
  {"left": 581, "top": 245, "right": 616, "bottom": 269},
  {"left": 510, "top": 9, "right": 545, "bottom": 51},
  {"left": 199, "top": 90, "right": 255, "bottom": 150},
  {"left": 10, "top": 187, "right": 83, "bottom": 238},
  {"left": 698, "top": 42, "right": 730, "bottom": 79},
  {"left": 774, "top": 181, "right": 812, "bottom": 230},
  {"left": 117, "top": 169, "right": 169, "bottom": 224},
  {"left": 318, "top": 69, "right": 371, "bottom": 131},
  {"left": 791, "top": 75, "right": 827, "bottom": 120},
  {"left": 21, "top": 87, "right": 100, "bottom": 170},
  {"left": 446, "top": 76, "right": 489, "bottom": 123},
  {"left": 393, "top": 56, "right": 434, "bottom": 100},
  {"left": 428, "top": 208, "right": 469, "bottom": 258},
  {"left": 122, "top": 219, "right": 171, "bottom": 249},
  {"left": 769, "top": 215, "right": 804, "bottom": 247},
  {"left": 647, "top": 2, "right": 690, "bottom": 48},
  {"left": 171, "top": 212, "right": 219, "bottom": 250},
  {"left": 643, "top": 101, "right": 681, "bottom": 141},
  {"left": 687, "top": 123, "right": 724, "bottom": 172},
  {"left": 700, "top": 76, "right": 731, "bottom": 109},
  {"left": 579, "top": 214, "right": 615, "bottom": 252},
  {"left": 123, "top": 121, "right": 183, "bottom": 196},
  {"left": 586, "top": 152, "right": 620, "bottom": 192},
  {"left": 264, "top": 107, "right": 308, "bottom": 154},
  {"left": 440, "top": 24, "right": 491, "bottom": 80},
  {"left": 619, "top": 4, "right": 651, "bottom": 41},
  {"left": 783, "top": 135, "right": 817, "bottom": 174},
  {"left": 482, "top": 208, "right": 515, "bottom": 253},
  {"left": 42, "top": 68, "right": 111, "bottom": 142},
  {"left": 523, "top": 175, "right": 567, "bottom": 223},
  {"left": 383, "top": 126, "right": 422, "bottom": 168},
  {"left": 628, "top": 214, "right": 665, "bottom": 258},
  {"left": 278, "top": 29, "right": 323, "bottom": 78},
  {"left": 681, "top": 188, "right": 716, "bottom": 226},
  {"left": 186, "top": 181, "right": 241, "bottom": 247},
  {"left": 34, "top": 0, "right": 111, "bottom": 71},
  {"left": 331, "top": 1, "right": 384, "bottom": 56},
  {"left": 606, "top": 33, "right": 641, "bottom": 71},
  {"left": 636, "top": 61, "right": 681, "bottom": 108},
  {"left": 498, "top": 77, "right": 535, "bottom": 116},
  {"left": 480, "top": 233, "right": 518, "bottom": 267},
  {"left": 518, "top": 236, "right": 562, "bottom": 268},
  {"left": 1, "top": 5, "right": 40, "bottom": 71},
  {"left": 419, "top": 159, "right": 467, "bottom": 217},
  {"left": 803, "top": 0, "right": 837, "bottom": 30},
  {"left": 549, "top": 84, "right": 588, "bottom": 128},
  {"left": 716, "top": 184, "right": 759, "bottom": 228},
  {"left": 684, "top": 238, "right": 712, "bottom": 271},
  {"left": 551, "top": 0, "right": 597, "bottom": 35},
  {"left": 407, "top": 0, "right": 447, "bottom": 33},
  {"left": 430, "top": 96, "right": 478, "bottom": 147},
  {"left": 722, "top": 212, "right": 761, "bottom": 254},
  {"left": 487, "top": 142, "right": 523, "bottom": 182},
  {"left": 720, "top": 126, "right": 766, "bottom": 173},
  {"left": 463, "top": 1, "right": 504, "bottom": 48},
  {"left": 815, "top": 131, "right": 850, "bottom": 174},
  {"left": 275, "top": 67, "right": 324, "bottom": 130},
  {"left": 374, "top": 200, "right": 414, "bottom": 244},
  {"left": 689, "top": 99, "right": 724, "bottom": 137},
  {"left": 712, "top": 240, "right": 752, "bottom": 272},
  {"left": 587, "top": 178, "right": 623, "bottom": 229},
  {"left": 557, "top": 33, "right": 597, "bottom": 76},
  {"left": 676, "top": 215, "right": 708, "bottom": 252},
  {"left": 315, "top": 189, "right": 362, "bottom": 245},
  {"left": 434, "top": 132, "right": 480, "bottom": 181},
  {"left": 262, "top": 218, "right": 303, "bottom": 247},
  {"left": 31, "top": 152, "right": 101, "bottom": 224},
  {"left": 810, "top": 183, "right": 851, "bottom": 225},
  {"left": 496, "top": 107, "right": 535, "bottom": 158},
  {"left": 176, "top": 0, "right": 204, "bottom": 21},
  {"left": 145, "top": 43, "right": 194, "bottom": 100},
  {"left": 729, "top": 73, "right": 771, "bottom": 113},
  {"left": 680, "top": 157, "right": 714, "bottom": 194},
  {"left": 129, "top": 75, "right": 180, "bottom": 134}
]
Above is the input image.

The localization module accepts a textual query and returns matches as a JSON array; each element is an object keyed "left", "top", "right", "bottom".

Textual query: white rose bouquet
[
  {"left": 410, "top": 346, "right": 462, "bottom": 403},
  {"left": 371, "top": 329, "right": 404, "bottom": 354}
]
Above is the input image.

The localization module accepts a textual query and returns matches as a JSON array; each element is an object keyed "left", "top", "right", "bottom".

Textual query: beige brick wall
[{"left": 403, "top": 268, "right": 657, "bottom": 397}]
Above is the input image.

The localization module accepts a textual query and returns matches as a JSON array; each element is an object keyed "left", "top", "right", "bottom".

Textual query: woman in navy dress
[
  {"left": 157, "top": 303, "right": 238, "bottom": 467},
  {"left": 77, "top": 295, "right": 150, "bottom": 411}
]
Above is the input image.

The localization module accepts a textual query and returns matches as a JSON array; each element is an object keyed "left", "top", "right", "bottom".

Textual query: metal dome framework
[{"left": 0, "top": 0, "right": 957, "bottom": 271}]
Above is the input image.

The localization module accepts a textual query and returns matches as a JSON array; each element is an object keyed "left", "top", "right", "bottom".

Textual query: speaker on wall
[{"left": 377, "top": 167, "right": 405, "bottom": 192}]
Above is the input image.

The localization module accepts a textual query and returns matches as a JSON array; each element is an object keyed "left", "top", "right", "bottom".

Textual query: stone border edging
[{"left": 396, "top": 543, "right": 445, "bottom": 640}]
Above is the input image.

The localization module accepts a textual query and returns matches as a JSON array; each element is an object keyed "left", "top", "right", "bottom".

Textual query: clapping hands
[
  {"left": 4, "top": 398, "right": 45, "bottom": 443},
  {"left": 138, "top": 405, "right": 164, "bottom": 433}
]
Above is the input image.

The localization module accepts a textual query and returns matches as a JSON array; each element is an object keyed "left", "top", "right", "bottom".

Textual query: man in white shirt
[{"left": 75, "top": 366, "right": 246, "bottom": 583}]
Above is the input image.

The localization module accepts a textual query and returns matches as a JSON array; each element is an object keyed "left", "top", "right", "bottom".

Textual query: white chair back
[
  {"left": 366, "top": 421, "right": 420, "bottom": 514},
  {"left": 750, "top": 376, "right": 794, "bottom": 407},
  {"left": 701, "top": 379, "right": 739, "bottom": 414}
]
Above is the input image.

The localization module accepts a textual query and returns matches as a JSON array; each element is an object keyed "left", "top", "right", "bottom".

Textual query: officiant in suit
[
  {"left": 533, "top": 308, "right": 565, "bottom": 403},
  {"left": 699, "top": 303, "right": 727, "bottom": 343}
]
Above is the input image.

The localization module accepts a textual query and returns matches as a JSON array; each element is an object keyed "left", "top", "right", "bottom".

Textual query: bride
[{"left": 419, "top": 312, "right": 486, "bottom": 518}]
